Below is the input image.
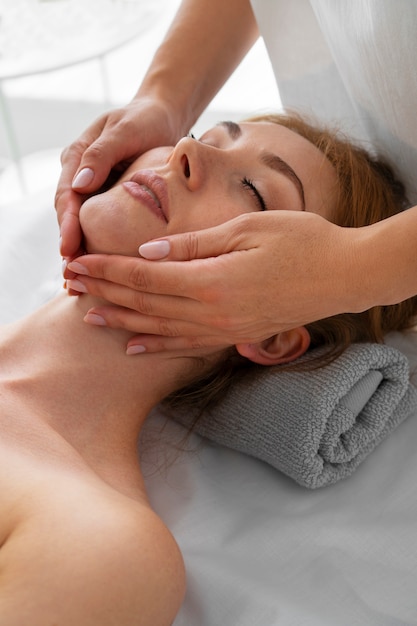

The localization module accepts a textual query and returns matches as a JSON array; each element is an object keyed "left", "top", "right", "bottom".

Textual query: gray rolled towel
[{"left": 173, "top": 343, "right": 417, "bottom": 488}]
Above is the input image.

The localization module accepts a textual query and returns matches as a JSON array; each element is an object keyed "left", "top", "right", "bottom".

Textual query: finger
[
  {"left": 67, "top": 255, "right": 220, "bottom": 299},
  {"left": 138, "top": 213, "right": 258, "bottom": 261},
  {"left": 59, "top": 117, "right": 118, "bottom": 198},
  {"left": 67, "top": 117, "right": 112, "bottom": 193},
  {"left": 59, "top": 209, "right": 84, "bottom": 258},
  {"left": 73, "top": 278, "right": 262, "bottom": 342},
  {"left": 62, "top": 249, "right": 86, "bottom": 280},
  {"left": 55, "top": 144, "right": 87, "bottom": 256},
  {"left": 72, "top": 140, "right": 117, "bottom": 193},
  {"left": 83, "top": 304, "right": 218, "bottom": 341},
  {"left": 125, "top": 333, "right": 231, "bottom": 355},
  {"left": 66, "top": 275, "right": 210, "bottom": 325},
  {"left": 71, "top": 122, "right": 139, "bottom": 194}
]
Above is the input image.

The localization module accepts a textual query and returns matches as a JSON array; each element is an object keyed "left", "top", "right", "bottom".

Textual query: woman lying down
[{"left": 1, "top": 112, "right": 416, "bottom": 625}]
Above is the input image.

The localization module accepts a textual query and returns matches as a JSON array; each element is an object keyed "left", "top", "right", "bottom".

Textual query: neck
[{"left": 0, "top": 292, "right": 196, "bottom": 495}]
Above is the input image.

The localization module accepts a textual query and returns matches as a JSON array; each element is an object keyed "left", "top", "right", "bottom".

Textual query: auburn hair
[
  {"left": 250, "top": 112, "right": 417, "bottom": 356},
  {"left": 164, "top": 111, "right": 417, "bottom": 413}
]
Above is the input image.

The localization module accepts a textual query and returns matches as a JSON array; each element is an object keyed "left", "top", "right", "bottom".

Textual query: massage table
[{"left": 1, "top": 186, "right": 417, "bottom": 626}]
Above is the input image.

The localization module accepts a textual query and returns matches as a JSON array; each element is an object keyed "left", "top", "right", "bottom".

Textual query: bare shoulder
[
  {"left": 83, "top": 497, "right": 187, "bottom": 626},
  {"left": 96, "top": 496, "right": 187, "bottom": 623},
  {"left": 0, "top": 483, "right": 186, "bottom": 625},
  {"left": 78, "top": 496, "right": 186, "bottom": 622}
]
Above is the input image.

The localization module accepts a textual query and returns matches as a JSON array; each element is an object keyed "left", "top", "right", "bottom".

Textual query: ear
[{"left": 235, "top": 327, "right": 310, "bottom": 366}]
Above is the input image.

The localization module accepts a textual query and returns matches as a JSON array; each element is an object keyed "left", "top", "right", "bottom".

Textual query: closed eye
[{"left": 241, "top": 177, "right": 267, "bottom": 211}]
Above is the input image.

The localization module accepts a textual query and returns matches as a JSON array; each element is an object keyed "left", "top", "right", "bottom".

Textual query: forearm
[
  {"left": 351, "top": 205, "right": 417, "bottom": 309},
  {"left": 136, "top": 0, "right": 259, "bottom": 135}
]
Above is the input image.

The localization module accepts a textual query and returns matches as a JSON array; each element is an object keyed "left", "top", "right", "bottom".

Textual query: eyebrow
[
  {"left": 217, "top": 120, "right": 242, "bottom": 140},
  {"left": 260, "top": 152, "right": 306, "bottom": 210},
  {"left": 218, "top": 120, "right": 306, "bottom": 211}
]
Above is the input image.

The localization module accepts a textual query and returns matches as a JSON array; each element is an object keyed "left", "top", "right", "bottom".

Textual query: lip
[{"left": 123, "top": 170, "right": 169, "bottom": 223}]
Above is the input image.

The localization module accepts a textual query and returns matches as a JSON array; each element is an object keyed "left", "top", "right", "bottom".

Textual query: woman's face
[{"left": 79, "top": 121, "right": 338, "bottom": 256}]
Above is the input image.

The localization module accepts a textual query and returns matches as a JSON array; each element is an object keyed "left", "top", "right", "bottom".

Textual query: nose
[{"left": 169, "top": 136, "right": 219, "bottom": 191}]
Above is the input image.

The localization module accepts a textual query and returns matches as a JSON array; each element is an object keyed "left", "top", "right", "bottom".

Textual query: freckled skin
[{"left": 80, "top": 122, "right": 337, "bottom": 257}]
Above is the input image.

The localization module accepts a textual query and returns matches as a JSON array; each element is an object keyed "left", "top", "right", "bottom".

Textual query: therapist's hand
[
  {"left": 56, "top": 97, "right": 183, "bottom": 260},
  {"left": 66, "top": 211, "right": 368, "bottom": 354}
]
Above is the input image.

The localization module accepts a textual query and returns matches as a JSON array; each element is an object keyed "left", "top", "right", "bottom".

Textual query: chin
[
  {"left": 79, "top": 199, "right": 106, "bottom": 253},
  {"left": 79, "top": 188, "right": 157, "bottom": 257},
  {"left": 81, "top": 228, "right": 139, "bottom": 256},
  {"left": 79, "top": 194, "right": 133, "bottom": 256},
  {"left": 81, "top": 225, "right": 143, "bottom": 257}
]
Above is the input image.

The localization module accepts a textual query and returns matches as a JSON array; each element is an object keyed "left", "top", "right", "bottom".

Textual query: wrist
[
  {"left": 132, "top": 0, "right": 258, "bottom": 139},
  {"left": 317, "top": 222, "right": 387, "bottom": 315},
  {"left": 347, "top": 207, "right": 417, "bottom": 310},
  {"left": 343, "top": 225, "right": 382, "bottom": 313},
  {"left": 134, "top": 72, "right": 193, "bottom": 140},
  {"left": 317, "top": 223, "right": 370, "bottom": 315}
]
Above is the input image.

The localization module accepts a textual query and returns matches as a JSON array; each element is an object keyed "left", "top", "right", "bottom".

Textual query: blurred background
[{"left": 0, "top": 0, "right": 280, "bottom": 204}]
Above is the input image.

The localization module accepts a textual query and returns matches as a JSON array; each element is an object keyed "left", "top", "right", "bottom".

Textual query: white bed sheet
[{"left": 1, "top": 189, "right": 417, "bottom": 626}]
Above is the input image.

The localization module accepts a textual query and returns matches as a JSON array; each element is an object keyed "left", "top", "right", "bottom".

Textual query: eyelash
[
  {"left": 186, "top": 133, "right": 267, "bottom": 211},
  {"left": 241, "top": 177, "right": 267, "bottom": 211}
]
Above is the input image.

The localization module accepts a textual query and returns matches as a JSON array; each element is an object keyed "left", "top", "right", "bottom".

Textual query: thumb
[
  {"left": 72, "top": 141, "right": 116, "bottom": 193},
  {"left": 138, "top": 214, "right": 254, "bottom": 261},
  {"left": 71, "top": 118, "right": 135, "bottom": 193}
]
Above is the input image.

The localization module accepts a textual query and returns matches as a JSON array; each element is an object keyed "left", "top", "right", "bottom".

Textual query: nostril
[{"left": 181, "top": 154, "right": 190, "bottom": 178}]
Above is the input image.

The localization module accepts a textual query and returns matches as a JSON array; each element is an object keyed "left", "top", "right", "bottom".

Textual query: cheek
[
  {"left": 79, "top": 191, "right": 141, "bottom": 255},
  {"left": 168, "top": 188, "right": 249, "bottom": 234},
  {"left": 121, "top": 147, "right": 172, "bottom": 180},
  {"left": 303, "top": 160, "right": 339, "bottom": 218}
]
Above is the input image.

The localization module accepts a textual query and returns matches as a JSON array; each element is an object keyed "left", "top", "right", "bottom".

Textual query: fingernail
[
  {"left": 67, "top": 261, "right": 89, "bottom": 275},
  {"left": 126, "top": 345, "right": 146, "bottom": 355},
  {"left": 67, "top": 279, "right": 88, "bottom": 293},
  {"left": 84, "top": 312, "right": 106, "bottom": 326},
  {"left": 62, "top": 258, "right": 67, "bottom": 274},
  {"left": 72, "top": 167, "right": 94, "bottom": 189},
  {"left": 139, "top": 240, "right": 170, "bottom": 260}
]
